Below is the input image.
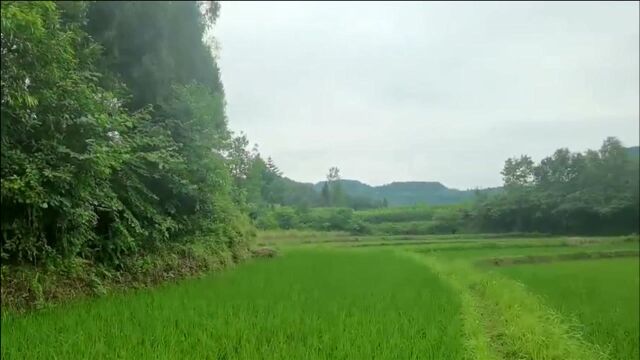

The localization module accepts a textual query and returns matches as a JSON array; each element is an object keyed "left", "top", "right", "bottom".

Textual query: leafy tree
[
  {"left": 1, "top": 1, "right": 148, "bottom": 263},
  {"left": 226, "top": 133, "right": 252, "bottom": 184},
  {"left": 266, "top": 157, "right": 282, "bottom": 177},
  {"left": 502, "top": 155, "right": 535, "bottom": 188},
  {"left": 326, "top": 166, "right": 346, "bottom": 206},
  {"left": 473, "top": 138, "right": 639, "bottom": 235},
  {"left": 1, "top": 1, "right": 253, "bottom": 267},
  {"left": 320, "top": 182, "right": 331, "bottom": 206},
  {"left": 86, "top": 1, "right": 223, "bottom": 109}
]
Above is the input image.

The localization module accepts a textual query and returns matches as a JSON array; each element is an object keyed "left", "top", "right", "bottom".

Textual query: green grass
[
  {"left": 257, "top": 231, "right": 563, "bottom": 246},
  {"left": 405, "top": 252, "right": 608, "bottom": 360},
  {"left": 256, "top": 229, "right": 351, "bottom": 245},
  {"left": 354, "top": 205, "right": 437, "bottom": 224},
  {"left": 4, "top": 234, "right": 638, "bottom": 359},
  {"left": 404, "top": 236, "right": 639, "bottom": 359},
  {"left": 2, "top": 249, "right": 464, "bottom": 360},
  {"left": 498, "top": 258, "right": 640, "bottom": 360},
  {"left": 422, "top": 240, "right": 639, "bottom": 260}
]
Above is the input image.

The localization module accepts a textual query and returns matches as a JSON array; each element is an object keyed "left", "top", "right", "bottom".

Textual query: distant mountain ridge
[
  {"left": 292, "top": 145, "right": 638, "bottom": 207},
  {"left": 313, "top": 179, "right": 501, "bottom": 206}
]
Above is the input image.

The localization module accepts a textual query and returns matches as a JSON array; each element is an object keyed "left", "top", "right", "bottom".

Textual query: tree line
[
  {"left": 0, "top": 1, "right": 388, "bottom": 270},
  {"left": 1, "top": 1, "right": 256, "bottom": 267},
  {"left": 1, "top": 2, "right": 637, "bottom": 272},
  {"left": 473, "top": 137, "right": 639, "bottom": 235},
  {"left": 256, "top": 138, "right": 639, "bottom": 236},
  {"left": 0, "top": 1, "right": 389, "bottom": 270}
]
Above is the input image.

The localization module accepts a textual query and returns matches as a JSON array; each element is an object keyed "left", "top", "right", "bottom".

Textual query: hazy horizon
[
  {"left": 216, "top": 1, "right": 639, "bottom": 189},
  {"left": 283, "top": 177, "right": 504, "bottom": 192}
]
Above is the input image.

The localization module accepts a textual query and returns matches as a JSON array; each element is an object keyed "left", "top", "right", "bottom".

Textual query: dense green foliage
[
  {"left": 356, "top": 205, "right": 471, "bottom": 235},
  {"left": 314, "top": 180, "right": 502, "bottom": 206},
  {"left": 1, "top": 1, "right": 252, "bottom": 267},
  {"left": 258, "top": 140, "right": 639, "bottom": 236},
  {"left": 2, "top": 249, "right": 465, "bottom": 359},
  {"left": 255, "top": 207, "right": 363, "bottom": 233},
  {"left": 2, "top": 4, "right": 638, "bottom": 359},
  {"left": 254, "top": 204, "right": 471, "bottom": 235},
  {"left": 354, "top": 205, "right": 441, "bottom": 223},
  {"left": 1, "top": 2, "right": 638, "bottom": 328},
  {"left": 5, "top": 234, "right": 636, "bottom": 359},
  {"left": 240, "top": 164, "right": 388, "bottom": 212},
  {"left": 473, "top": 138, "right": 639, "bottom": 235}
]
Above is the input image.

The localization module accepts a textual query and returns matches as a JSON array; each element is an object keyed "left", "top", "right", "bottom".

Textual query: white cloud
[{"left": 216, "top": 1, "right": 639, "bottom": 189}]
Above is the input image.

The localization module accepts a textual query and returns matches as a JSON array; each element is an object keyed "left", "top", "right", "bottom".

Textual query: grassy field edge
[
  {"left": 1, "top": 248, "right": 467, "bottom": 359},
  {"left": 1, "top": 240, "right": 253, "bottom": 314},
  {"left": 400, "top": 251, "right": 609, "bottom": 360}
]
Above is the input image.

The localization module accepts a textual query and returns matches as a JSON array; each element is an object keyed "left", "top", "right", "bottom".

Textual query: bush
[
  {"left": 1, "top": 240, "right": 237, "bottom": 312},
  {"left": 273, "top": 207, "right": 300, "bottom": 230},
  {"left": 0, "top": 2, "right": 253, "bottom": 267},
  {"left": 354, "top": 206, "right": 436, "bottom": 224},
  {"left": 255, "top": 211, "right": 279, "bottom": 230}
]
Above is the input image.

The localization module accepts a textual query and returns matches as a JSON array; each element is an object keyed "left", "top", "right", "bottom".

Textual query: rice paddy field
[
  {"left": 2, "top": 233, "right": 639, "bottom": 359},
  {"left": 498, "top": 258, "right": 639, "bottom": 360}
]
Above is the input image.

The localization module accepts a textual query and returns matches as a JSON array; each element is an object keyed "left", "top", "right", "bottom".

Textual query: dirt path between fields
[{"left": 479, "top": 250, "right": 639, "bottom": 267}]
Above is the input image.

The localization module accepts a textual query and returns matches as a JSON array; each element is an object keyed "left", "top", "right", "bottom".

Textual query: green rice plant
[
  {"left": 402, "top": 252, "right": 608, "bottom": 360},
  {"left": 256, "top": 229, "right": 351, "bottom": 244},
  {"left": 498, "top": 258, "right": 640, "bottom": 360},
  {"left": 354, "top": 205, "right": 437, "bottom": 224},
  {"left": 2, "top": 249, "right": 465, "bottom": 360},
  {"left": 413, "top": 237, "right": 639, "bottom": 260}
]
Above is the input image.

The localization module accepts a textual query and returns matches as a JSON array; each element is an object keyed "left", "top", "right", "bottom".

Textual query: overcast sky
[{"left": 215, "top": 1, "right": 639, "bottom": 189}]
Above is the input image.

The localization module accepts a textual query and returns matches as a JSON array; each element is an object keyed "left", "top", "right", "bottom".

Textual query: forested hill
[
  {"left": 313, "top": 180, "right": 501, "bottom": 206},
  {"left": 308, "top": 145, "right": 638, "bottom": 206},
  {"left": 626, "top": 146, "right": 640, "bottom": 158}
]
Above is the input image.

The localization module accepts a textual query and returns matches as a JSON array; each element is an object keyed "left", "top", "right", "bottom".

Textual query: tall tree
[
  {"left": 326, "top": 166, "right": 345, "bottom": 206},
  {"left": 86, "top": 1, "right": 223, "bottom": 109},
  {"left": 474, "top": 138, "right": 639, "bottom": 235},
  {"left": 1, "top": 1, "right": 149, "bottom": 263},
  {"left": 502, "top": 155, "right": 535, "bottom": 188},
  {"left": 321, "top": 182, "right": 331, "bottom": 206},
  {"left": 1, "top": 1, "right": 254, "bottom": 266}
]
